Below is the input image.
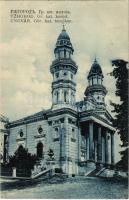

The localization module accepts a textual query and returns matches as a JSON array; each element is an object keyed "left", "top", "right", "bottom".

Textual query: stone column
[
  {"left": 111, "top": 132, "right": 115, "bottom": 165},
  {"left": 94, "top": 139, "right": 97, "bottom": 162},
  {"left": 59, "top": 88, "right": 62, "bottom": 102},
  {"left": 89, "top": 122, "right": 94, "bottom": 160},
  {"left": 105, "top": 130, "right": 110, "bottom": 166},
  {"left": 97, "top": 127, "right": 102, "bottom": 163},
  {"left": 86, "top": 131, "right": 89, "bottom": 160},
  {"left": 102, "top": 134, "right": 105, "bottom": 164},
  {"left": 69, "top": 89, "right": 71, "bottom": 104}
]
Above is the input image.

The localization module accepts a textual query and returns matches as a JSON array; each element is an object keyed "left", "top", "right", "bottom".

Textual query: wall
[{"left": 8, "top": 120, "right": 49, "bottom": 157}]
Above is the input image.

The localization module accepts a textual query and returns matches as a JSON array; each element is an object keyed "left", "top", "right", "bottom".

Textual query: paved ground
[{"left": 1, "top": 176, "right": 128, "bottom": 199}]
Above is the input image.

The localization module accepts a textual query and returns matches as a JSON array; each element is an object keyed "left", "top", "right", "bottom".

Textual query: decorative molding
[
  {"left": 68, "top": 118, "right": 77, "bottom": 125},
  {"left": 34, "top": 134, "right": 46, "bottom": 138},
  {"left": 16, "top": 137, "right": 26, "bottom": 142}
]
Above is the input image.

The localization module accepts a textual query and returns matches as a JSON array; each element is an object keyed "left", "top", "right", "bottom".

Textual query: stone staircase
[
  {"left": 31, "top": 159, "right": 56, "bottom": 179},
  {"left": 87, "top": 167, "right": 106, "bottom": 177},
  {"left": 96, "top": 167, "right": 106, "bottom": 176},
  {"left": 87, "top": 168, "right": 100, "bottom": 177},
  {"left": 31, "top": 168, "right": 54, "bottom": 179},
  {"left": 79, "top": 161, "right": 96, "bottom": 176}
]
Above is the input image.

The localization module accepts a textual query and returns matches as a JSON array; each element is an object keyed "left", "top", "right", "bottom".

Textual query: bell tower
[
  {"left": 85, "top": 58, "right": 107, "bottom": 106},
  {"left": 50, "top": 26, "right": 78, "bottom": 109}
]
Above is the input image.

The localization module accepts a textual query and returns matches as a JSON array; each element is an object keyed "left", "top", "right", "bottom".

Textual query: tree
[
  {"left": 9, "top": 146, "right": 38, "bottom": 170},
  {"left": 110, "top": 59, "right": 128, "bottom": 170}
]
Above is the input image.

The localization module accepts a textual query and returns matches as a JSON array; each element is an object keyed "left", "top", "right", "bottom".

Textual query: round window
[
  {"left": 38, "top": 127, "right": 43, "bottom": 134},
  {"left": 19, "top": 130, "right": 23, "bottom": 137}
]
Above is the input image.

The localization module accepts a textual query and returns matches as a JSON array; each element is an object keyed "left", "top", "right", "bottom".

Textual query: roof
[
  {"left": 88, "top": 58, "right": 103, "bottom": 78},
  {"left": 55, "top": 27, "right": 73, "bottom": 51},
  {"left": 6, "top": 109, "right": 51, "bottom": 128},
  {"left": 57, "top": 27, "right": 70, "bottom": 41}
]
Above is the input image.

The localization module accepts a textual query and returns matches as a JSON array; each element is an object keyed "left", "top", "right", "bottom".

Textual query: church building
[{"left": 6, "top": 27, "right": 116, "bottom": 175}]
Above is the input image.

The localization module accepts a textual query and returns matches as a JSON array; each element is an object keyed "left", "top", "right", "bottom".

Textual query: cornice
[
  {"left": 6, "top": 105, "right": 114, "bottom": 131},
  {"left": 79, "top": 110, "right": 115, "bottom": 131},
  {"left": 46, "top": 107, "right": 78, "bottom": 118},
  {"left": 52, "top": 79, "right": 76, "bottom": 87},
  {"left": 85, "top": 85, "right": 107, "bottom": 95},
  {"left": 52, "top": 84, "right": 76, "bottom": 92},
  {"left": 50, "top": 58, "right": 78, "bottom": 74},
  {"left": 95, "top": 109, "right": 113, "bottom": 121},
  {"left": 6, "top": 111, "right": 49, "bottom": 128}
]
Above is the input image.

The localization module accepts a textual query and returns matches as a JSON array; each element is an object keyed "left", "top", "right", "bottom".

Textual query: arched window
[
  {"left": 64, "top": 49, "right": 66, "bottom": 58},
  {"left": 64, "top": 91, "right": 67, "bottom": 102},
  {"left": 57, "top": 91, "right": 59, "bottom": 103},
  {"left": 92, "top": 77, "right": 93, "bottom": 85},
  {"left": 58, "top": 51, "right": 60, "bottom": 59},
  {"left": 56, "top": 72, "right": 59, "bottom": 78},
  {"left": 54, "top": 127, "right": 59, "bottom": 139},
  {"left": 37, "top": 142, "right": 43, "bottom": 158},
  {"left": 97, "top": 76, "right": 99, "bottom": 84},
  {"left": 3, "top": 146, "right": 7, "bottom": 162}
]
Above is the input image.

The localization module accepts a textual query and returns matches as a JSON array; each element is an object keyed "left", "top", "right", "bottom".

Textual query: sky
[{"left": 0, "top": 0, "right": 128, "bottom": 161}]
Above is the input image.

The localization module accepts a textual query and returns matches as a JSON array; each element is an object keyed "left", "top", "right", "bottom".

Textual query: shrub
[
  {"left": 55, "top": 168, "right": 63, "bottom": 173},
  {"left": 9, "top": 146, "right": 38, "bottom": 171}
]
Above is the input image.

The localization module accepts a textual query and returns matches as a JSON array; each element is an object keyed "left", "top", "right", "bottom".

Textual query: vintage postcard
[{"left": 0, "top": 0, "right": 128, "bottom": 199}]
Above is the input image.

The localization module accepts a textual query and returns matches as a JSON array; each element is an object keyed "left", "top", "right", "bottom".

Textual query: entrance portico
[{"left": 79, "top": 114, "right": 115, "bottom": 168}]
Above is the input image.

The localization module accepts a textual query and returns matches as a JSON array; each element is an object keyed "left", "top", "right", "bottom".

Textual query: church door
[{"left": 37, "top": 142, "right": 43, "bottom": 158}]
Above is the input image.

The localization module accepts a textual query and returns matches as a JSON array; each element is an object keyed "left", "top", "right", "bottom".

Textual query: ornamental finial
[
  {"left": 62, "top": 23, "right": 66, "bottom": 31},
  {"left": 94, "top": 56, "right": 97, "bottom": 63}
]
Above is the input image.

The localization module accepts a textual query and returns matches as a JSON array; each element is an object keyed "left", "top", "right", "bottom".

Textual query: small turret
[{"left": 85, "top": 58, "right": 107, "bottom": 106}]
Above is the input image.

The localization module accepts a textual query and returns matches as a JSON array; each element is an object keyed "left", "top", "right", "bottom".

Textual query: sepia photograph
[{"left": 0, "top": 0, "right": 128, "bottom": 199}]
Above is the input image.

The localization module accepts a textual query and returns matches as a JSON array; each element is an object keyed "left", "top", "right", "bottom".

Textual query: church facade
[{"left": 6, "top": 27, "right": 115, "bottom": 175}]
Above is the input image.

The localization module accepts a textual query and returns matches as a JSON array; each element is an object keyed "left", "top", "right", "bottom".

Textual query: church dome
[
  {"left": 57, "top": 27, "right": 70, "bottom": 41},
  {"left": 88, "top": 59, "right": 103, "bottom": 78},
  {"left": 55, "top": 26, "right": 74, "bottom": 53}
]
